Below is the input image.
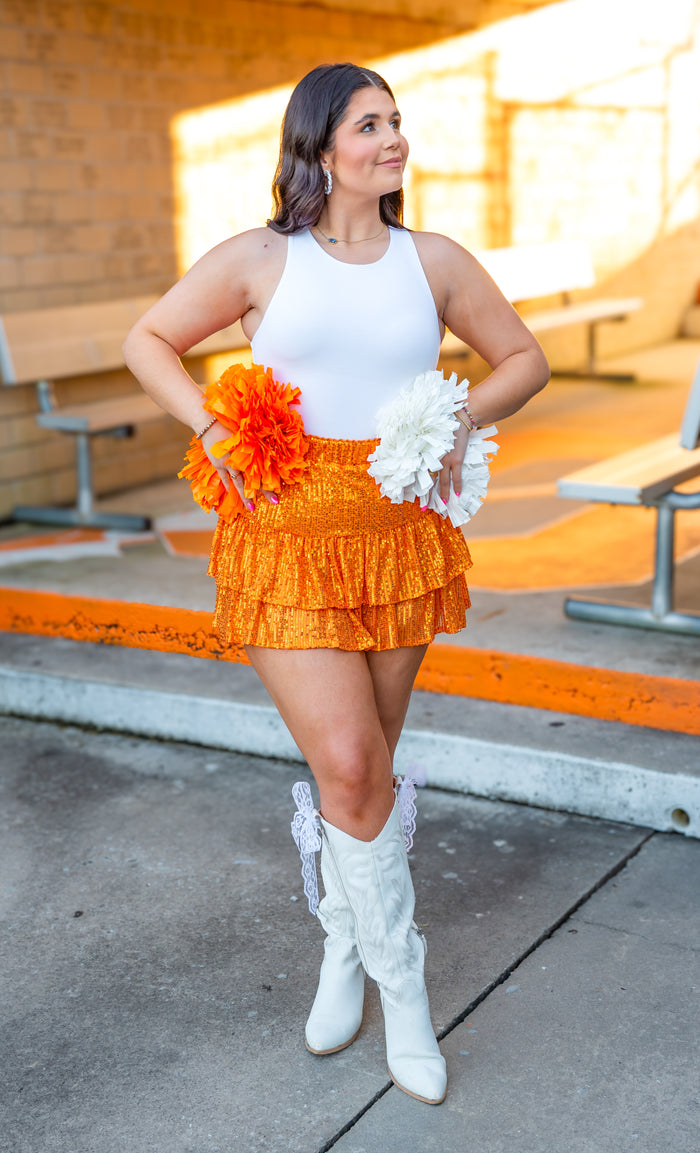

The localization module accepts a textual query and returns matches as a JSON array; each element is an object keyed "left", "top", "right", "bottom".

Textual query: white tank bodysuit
[{"left": 251, "top": 227, "right": 441, "bottom": 440}]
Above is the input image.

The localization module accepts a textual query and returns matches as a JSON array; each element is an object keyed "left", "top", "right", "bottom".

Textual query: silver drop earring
[{"left": 323, "top": 168, "right": 333, "bottom": 196}]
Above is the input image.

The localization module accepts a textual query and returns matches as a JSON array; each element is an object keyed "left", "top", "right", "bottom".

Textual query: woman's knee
[{"left": 315, "top": 740, "right": 391, "bottom": 811}]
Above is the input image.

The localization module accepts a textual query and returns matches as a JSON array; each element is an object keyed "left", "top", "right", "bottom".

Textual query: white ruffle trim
[
  {"left": 290, "top": 781, "right": 321, "bottom": 915},
  {"left": 367, "top": 370, "right": 499, "bottom": 527},
  {"left": 396, "top": 775, "right": 418, "bottom": 853}
]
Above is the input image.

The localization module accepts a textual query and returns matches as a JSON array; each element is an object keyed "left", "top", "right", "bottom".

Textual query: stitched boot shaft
[
  {"left": 320, "top": 803, "right": 447, "bottom": 1105},
  {"left": 305, "top": 839, "right": 365, "bottom": 1054},
  {"left": 316, "top": 837, "right": 356, "bottom": 942}
]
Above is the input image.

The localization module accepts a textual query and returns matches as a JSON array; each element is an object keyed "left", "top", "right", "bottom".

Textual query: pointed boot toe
[
  {"left": 389, "top": 1053, "right": 447, "bottom": 1104},
  {"left": 382, "top": 976, "right": 447, "bottom": 1104}
]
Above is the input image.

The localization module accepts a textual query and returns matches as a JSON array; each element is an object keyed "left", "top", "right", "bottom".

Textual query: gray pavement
[{"left": 1, "top": 715, "right": 697, "bottom": 1153}]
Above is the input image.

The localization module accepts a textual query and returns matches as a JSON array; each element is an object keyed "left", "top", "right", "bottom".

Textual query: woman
[{"left": 123, "top": 62, "right": 549, "bottom": 1105}]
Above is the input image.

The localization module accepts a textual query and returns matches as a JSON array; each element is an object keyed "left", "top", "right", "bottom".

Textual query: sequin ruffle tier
[{"left": 208, "top": 435, "right": 472, "bottom": 651}]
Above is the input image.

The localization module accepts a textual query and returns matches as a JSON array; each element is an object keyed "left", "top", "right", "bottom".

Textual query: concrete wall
[{"left": 384, "top": 1, "right": 700, "bottom": 369}]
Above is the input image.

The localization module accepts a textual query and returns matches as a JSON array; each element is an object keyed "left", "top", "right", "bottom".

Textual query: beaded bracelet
[
  {"left": 455, "top": 404, "right": 478, "bottom": 432},
  {"left": 193, "top": 417, "right": 217, "bottom": 440}
]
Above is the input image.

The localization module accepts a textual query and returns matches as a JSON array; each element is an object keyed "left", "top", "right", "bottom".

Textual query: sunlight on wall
[
  {"left": 171, "top": 0, "right": 700, "bottom": 290},
  {"left": 387, "top": 0, "right": 700, "bottom": 271},
  {"left": 172, "top": 85, "right": 291, "bottom": 272}
]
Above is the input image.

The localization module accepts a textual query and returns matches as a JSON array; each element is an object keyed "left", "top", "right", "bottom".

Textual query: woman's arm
[
  {"left": 413, "top": 232, "right": 551, "bottom": 426},
  {"left": 413, "top": 232, "right": 550, "bottom": 503},
  {"left": 122, "top": 227, "right": 286, "bottom": 504},
  {"left": 122, "top": 228, "right": 279, "bottom": 430}
]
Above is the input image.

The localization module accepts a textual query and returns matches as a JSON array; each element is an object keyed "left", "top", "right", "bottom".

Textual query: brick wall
[
  {"left": 1, "top": 0, "right": 699, "bottom": 519},
  {"left": 0, "top": 0, "right": 465, "bottom": 518},
  {"left": 1, "top": 0, "right": 480, "bottom": 314}
]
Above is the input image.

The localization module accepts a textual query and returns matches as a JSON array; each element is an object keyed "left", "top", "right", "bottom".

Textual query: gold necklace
[{"left": 315, "top": 223, "right": 387, "bottom": 246}]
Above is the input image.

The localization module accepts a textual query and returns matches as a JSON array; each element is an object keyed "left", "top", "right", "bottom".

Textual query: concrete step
[{"left": 1, "top": 631, "right": 697, "bottom": 839}]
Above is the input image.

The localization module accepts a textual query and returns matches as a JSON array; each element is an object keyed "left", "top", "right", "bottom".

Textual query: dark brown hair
[{"left": 267, "top": 63, "right": 404, "bottom": 235}]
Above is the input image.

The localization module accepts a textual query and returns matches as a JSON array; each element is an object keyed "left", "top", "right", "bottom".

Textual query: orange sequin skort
[{"left": 208, "top": 436, "right": 472, "bottom": 652}]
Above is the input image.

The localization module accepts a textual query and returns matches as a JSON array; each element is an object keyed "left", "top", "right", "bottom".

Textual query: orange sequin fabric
[{"left": 208, "top": 436, "right": 472, "bottom": 652}]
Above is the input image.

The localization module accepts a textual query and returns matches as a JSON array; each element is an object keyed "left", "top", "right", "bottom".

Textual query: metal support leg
[
  {"left": 550, "top": 320, "right": 636, "bottom": 381},
  {"left": 75, "top": 432, "right": 95, "bottom": 520},
  {"left": 651, "top": 502, "right": 674, "bottom": 619},
  {"left": 13, "top": 430, "right": 151, "bottom": 531},
  {"left": 564, "top": 492, "right": 700, "bottom": 636}
]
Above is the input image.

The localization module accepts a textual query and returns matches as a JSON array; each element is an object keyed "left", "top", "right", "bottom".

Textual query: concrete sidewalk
[{"left": 1, "top": 715, "right": 697, "bottom": 1153}]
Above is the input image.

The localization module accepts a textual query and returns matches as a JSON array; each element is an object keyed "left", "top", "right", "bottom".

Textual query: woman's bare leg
[
  {"left": 366, "top": 644, "right": 428, "bottom": 764},
  {"left": 251, "top": 642, "right": 444, "bottom": 1096},
  {"left": 245, "top": 644, "right": 427, "bottom": 840}
]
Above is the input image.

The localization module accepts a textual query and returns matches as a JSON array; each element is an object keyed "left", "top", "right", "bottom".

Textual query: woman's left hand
[{"left": 435, "top": 421, "right": 470, "bottom": 506}]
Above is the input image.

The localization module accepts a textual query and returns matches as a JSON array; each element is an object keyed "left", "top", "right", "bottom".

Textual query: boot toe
[
  {"left": 305, "top": 1013, "right": 362, "bottom": 1055},
  {"left": 389, "top": 1054, "right": 447, "bottom": 1104}
]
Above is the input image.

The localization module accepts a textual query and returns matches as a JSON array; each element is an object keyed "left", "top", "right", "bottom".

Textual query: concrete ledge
[
  {"left": 2, "top": 666, "right": 697, "bottom": 839},
  {"left": 394, "top": 730, "right": 697, "bottom": 839}
]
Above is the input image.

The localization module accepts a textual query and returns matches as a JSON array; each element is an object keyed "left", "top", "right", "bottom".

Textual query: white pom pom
[{"left": 367, "top": 370, "right": 498, "bottom": 526}]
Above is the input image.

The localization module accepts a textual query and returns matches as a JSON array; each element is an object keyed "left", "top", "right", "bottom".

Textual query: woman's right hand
[
  {"left": 199, "top": 421, "right": 252, "bottom": 510},
  {"left": 199, "top": 421, "right": 279, "bottom": 511}
]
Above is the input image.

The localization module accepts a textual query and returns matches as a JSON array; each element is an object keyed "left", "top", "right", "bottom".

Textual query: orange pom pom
[
  {"left": 202, "top": 363, "right": 308, "bottom": 501},
  {"left": 178, "top": 436, "right": 243, "bottom": 521},
  {"left": 178, "top": 363, "right": 308, "bottom": 520}
]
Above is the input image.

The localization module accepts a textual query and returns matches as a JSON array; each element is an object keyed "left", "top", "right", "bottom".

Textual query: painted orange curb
[
  {"left": 0, "top": 586, "right": 240, "bottom": 663},
  {"left": 1, "top": 586, "right": 698, "bottom": 736},
  {"left": 417, "top": 644, "right": 700, "bottom": 736}
]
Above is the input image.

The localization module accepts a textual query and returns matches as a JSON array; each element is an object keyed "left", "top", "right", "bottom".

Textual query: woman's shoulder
[
  {"left": 408, "top": 229, "right": 475, "bottom": 265},
  {"left": 211, "top": 225, "right": 288, "bottom": 261},
  {"left": 409, "top": 229, "right": 485, "bottom": 296},
  {"left": 189, "top": 226, "right": 288, "bottom": 286}
]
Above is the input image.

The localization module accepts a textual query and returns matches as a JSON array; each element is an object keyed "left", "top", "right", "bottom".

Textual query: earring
[{"left": 323, "top": 169, "right": 332, "bottom": 196}]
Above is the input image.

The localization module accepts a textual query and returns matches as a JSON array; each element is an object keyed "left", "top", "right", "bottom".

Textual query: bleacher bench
[
  {"left": 0, "top": 297, "right": 247, "bottom": 531},
  {"left": 441, "top": 241, "right": 643, "bottom": 380},
  {"left": 556, "top": 358, "right": 700, "bottom": 636}
]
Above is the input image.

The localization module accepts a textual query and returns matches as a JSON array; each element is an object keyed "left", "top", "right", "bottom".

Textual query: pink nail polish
[
  {"left": 246, "top": 500, "right": 255, "bottom": 511},
  {"left": 270, "top": 494, "right": 279, "bottom": 505},
  {"left": 420, "top": 504, "right": 428, "bottom": 511},
  {"left": 455, "top": 490, "right": 461, "bottom": 498},
  {"left": 441, "top": 497, "right": 447, "bottom": 506}
]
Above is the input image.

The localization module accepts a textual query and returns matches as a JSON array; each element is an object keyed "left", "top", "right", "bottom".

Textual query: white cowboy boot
[
  {"left": 305, "top": 838, "right": 365, "bottom": 1054},
  {"left": 320, "top": 802, "right": 447, "bottom": 1105},
  {"left": 291, "top": 782, "right": 364, "bottom": 1055}
]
